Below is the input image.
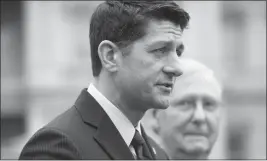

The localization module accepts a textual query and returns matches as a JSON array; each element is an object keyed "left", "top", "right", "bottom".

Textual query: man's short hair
[{"left": 90, "top": 0, "right": 190, "bottom": 76}]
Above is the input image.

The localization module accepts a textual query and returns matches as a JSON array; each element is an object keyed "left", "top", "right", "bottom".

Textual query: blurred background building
[{"left": 1, "top": 1, "right": 266, "bottom": 159}]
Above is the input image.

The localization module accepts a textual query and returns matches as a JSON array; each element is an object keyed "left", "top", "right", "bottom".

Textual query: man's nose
[
  {"left": 192, "top": 101, "right": 206, "bottom": 124},
  {"left": 162, "top": 56, "right": 183, "bottom": 77}
]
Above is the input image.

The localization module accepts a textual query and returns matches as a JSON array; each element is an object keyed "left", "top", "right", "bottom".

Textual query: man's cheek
[
  {"left": 162, "top": 126, "right": 173, "bottom": 136},
  {"left": 208, "top": 116, "right": 219, "bottom": 132}
]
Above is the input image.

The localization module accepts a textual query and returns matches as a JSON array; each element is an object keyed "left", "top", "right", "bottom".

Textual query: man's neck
[{"left": 92, "top": 76, "right": 146, "bottom": 127}]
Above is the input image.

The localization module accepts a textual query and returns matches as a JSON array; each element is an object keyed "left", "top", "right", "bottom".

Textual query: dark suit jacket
[{"left": 19, "top": 88, "right": 169, "bottom": 160}]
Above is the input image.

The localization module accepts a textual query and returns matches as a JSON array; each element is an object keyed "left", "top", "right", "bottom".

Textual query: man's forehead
[
  {"left": 173, "top": 61, "right": 223, "bottom": 99},
  {"left": 145, "top": 35, "right": 183, "bottom": 45},
  {"left": 145, "top": 20, "right": 182, "bottom": 38},
  {"left": 151, "top": 25, "right": 182, "bottom": 36},
  {"left": 143, "top": 28, "right": 183, "bottom": 47},
  {"left": 173, "top": 83, "right": 222, "bottom": 102}
]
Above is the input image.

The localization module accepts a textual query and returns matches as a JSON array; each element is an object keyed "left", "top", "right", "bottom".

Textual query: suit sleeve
[{"left": 19, "top": 128, "right": 82, "bottom": 160}]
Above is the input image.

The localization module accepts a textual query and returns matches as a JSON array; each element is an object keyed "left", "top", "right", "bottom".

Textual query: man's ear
[{"left": 98, "top": 40, "right": 120, "bottom": 73}]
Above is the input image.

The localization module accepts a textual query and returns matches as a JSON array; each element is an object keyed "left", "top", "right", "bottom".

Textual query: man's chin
[
  {"left": 154, "top": 97, "right": 170, "bottom": 109},
  {"left": 184, "top": 144, "right": 210, "bottom": 154},
  {"left": 173, "top": 145, "right": 210, "bottom": 160}
]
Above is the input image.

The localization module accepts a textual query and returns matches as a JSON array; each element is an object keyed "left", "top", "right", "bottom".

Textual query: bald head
[
  {"left": 172, "top": 58, "right": 222, "bottom": 102},
  {"left": 154, "top": 58, "right": 223, "bottom": 159}
]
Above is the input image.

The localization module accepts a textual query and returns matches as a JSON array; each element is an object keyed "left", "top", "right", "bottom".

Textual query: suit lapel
[
  {"left": 75, "top": 88, "right": 135, "bottom": 160},
  {"left": 94, "top": 114, "right": 135, "bottom": 160}
]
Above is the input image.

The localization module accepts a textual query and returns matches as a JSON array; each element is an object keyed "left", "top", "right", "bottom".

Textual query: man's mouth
[
  {"left": 157, "top": 82, "right": 173, "bottom": 87},
  {"left": 184, "top": 132, "right": 209, "bottom": 138},
  {"left": 156, "top": 82, "right": 173, "bottom": 92}
]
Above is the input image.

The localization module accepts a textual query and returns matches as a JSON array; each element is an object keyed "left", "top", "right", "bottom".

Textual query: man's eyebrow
[
  {"left": 174, "top": 94, "right": 222, "bottom": 103},
  {"left": 203, "top": 96, "right": 223, "bottom": 104},
  {"left": 146, "top": 40, "right": 172, "bottom": 47}
]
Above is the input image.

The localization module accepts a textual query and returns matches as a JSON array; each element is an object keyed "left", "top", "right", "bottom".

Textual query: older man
[{"left": 151, "top": 58, "right": 223, "bottom": 159}]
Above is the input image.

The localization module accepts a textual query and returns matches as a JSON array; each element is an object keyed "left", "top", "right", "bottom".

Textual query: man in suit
[
  {"left": 151, "top": 58, "right": 223, "bottom": 159},
  {"left": 19, "top": 1, "right": 190, "bottom": 160}
]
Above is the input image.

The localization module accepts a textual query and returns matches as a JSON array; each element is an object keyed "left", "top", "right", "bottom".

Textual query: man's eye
[
  {"left": 153, "top": 47, "right": 167, "bottom": 53},
  {"left": 177, "top": 100, "right": 194, "bottom": 110},
  {"left": 204, "top": 101, "right": 212, "bottom": 106},
  {"left": 204, "top": 101, "right": 218, "bottom": 111},
  {"left": 179, "top": 101, "right": 190, "bottom": 106}
]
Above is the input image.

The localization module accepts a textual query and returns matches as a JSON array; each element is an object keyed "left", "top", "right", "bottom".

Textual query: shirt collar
[{"left": 87, "top": 83, "right": 141, "bottom": 146}]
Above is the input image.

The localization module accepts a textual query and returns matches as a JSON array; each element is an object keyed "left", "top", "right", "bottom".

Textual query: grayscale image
[{"left": 1, "top": 1, "right": 266, "bottom": 160}]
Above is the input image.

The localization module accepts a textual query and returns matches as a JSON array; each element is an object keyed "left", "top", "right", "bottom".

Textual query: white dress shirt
[{"left": 87, "top": 83, "right": 141, "bottom": 157}]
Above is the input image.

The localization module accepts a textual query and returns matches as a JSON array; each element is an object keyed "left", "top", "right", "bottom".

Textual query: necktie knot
[
  {"left": 132, "top": 130, "right": 145, "bottom": 147},
  {"left": 131, "top": 129, "right": 153, "bottom": 160}
]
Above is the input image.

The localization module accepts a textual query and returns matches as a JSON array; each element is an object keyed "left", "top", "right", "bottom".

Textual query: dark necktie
[{"left": 131, "top": 129, "right": 153, "bottom": 160}]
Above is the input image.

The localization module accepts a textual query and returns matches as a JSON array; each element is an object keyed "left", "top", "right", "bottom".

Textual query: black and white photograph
[{"left": 1, "top": 1, "right": 266, "bottom": 160}]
